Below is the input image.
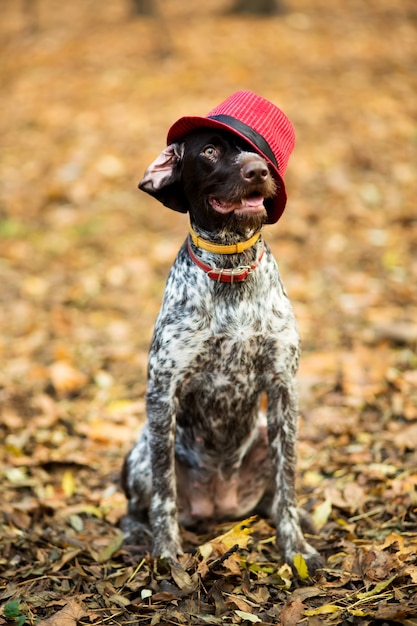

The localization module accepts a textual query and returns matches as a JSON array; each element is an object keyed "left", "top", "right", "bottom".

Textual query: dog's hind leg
[{"left": 121, "top": 423, "right": 153, "bottom": 547}]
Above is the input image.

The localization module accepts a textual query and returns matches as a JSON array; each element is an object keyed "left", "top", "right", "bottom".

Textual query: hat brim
[{"left": 167, "top": 116, "right": 287, "bottom": 224}]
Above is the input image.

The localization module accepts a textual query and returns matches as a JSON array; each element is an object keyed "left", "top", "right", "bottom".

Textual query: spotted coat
[{"left": 121, "top": 129, "right": 322, "bottom": 573}]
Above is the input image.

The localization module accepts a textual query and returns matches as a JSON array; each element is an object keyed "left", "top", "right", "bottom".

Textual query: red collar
[{"left": 187, "top": 236, "right": 264, "bottom": 283}]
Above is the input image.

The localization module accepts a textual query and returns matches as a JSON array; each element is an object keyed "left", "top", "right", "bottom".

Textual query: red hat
[{"left": 167, "top": 90, "right": 295, "bottom": 224}]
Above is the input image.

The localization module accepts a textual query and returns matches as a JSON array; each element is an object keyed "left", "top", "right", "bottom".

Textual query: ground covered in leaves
[{"left": 1, "top": 0, "right": 416, "bottom": 624}]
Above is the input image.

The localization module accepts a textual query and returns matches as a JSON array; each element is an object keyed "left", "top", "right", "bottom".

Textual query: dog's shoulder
[{"left": 159, "top": 241, "right": 209, "bottom": 315}]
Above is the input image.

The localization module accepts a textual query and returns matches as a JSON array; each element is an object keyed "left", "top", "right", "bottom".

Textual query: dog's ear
[{"left": 138, "top": 143, "right": 188, "bottom": 214}]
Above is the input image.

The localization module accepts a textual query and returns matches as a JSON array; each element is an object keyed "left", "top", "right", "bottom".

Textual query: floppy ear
[{"left": 138, "top": 143, "right": 188, "bottom": 214}]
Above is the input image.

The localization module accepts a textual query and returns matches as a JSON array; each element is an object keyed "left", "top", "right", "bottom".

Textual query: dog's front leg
[
  {"left": 266, "top": 374, "right": 322, "bottom": 574},
  {"left": 146, "top": 387, "right": 183, "bottom": 561}
]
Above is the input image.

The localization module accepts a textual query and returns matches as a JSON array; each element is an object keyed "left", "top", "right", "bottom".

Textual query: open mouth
[{"left": 209, "top": 193, "right": 266, "bottom": 215}]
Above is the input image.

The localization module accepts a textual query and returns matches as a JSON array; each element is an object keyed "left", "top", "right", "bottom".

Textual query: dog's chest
[
  {"left": 152, "top": 246, "right": 297, "bottom": 367},
  {"left": 151, "top": 247, "right": 298, "bottom": 435}
]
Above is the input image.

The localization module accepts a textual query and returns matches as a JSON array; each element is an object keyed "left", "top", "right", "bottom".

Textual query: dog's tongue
[
  {"left": 241, "top": 195, "right": 265, "bottom": 209},
  {"left": 210, "top": 195, "right": 265, "bottom": 214}
]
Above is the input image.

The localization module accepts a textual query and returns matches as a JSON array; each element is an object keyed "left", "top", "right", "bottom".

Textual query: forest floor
[{"left": 0, "top": 0, "right": 416, "bottom": 624}]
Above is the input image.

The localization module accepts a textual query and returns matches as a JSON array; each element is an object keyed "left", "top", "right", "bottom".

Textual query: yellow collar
[{"left": 188, "top": 222, "right": 261, "bottom": 254}]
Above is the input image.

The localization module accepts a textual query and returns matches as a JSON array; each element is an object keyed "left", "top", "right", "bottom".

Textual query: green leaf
[
  {"left": 0, "top": 219, "right": 26, "bottom": 238},
  {"left": 4, "top": 600, "right": 21, "bottom": 618},
  {"left": 356, "top": 576, "right": 396, "bottom": 600}
]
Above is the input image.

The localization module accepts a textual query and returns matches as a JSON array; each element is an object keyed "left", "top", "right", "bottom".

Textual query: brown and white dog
[{"left": 121, "top": 92, "right": 322, "bottom": 575}]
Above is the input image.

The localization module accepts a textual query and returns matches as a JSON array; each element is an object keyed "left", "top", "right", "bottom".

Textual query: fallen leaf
[
  {"left": 108, "top": 593, "right": 130, "bottom": 608},
  {"left": 343, "top": 482, "right": 365, "bottom": 513},
  {"left": 199, "top": 516, "right": 256, "bottom": 559},
  {"left": 38, "top": 599, "right": 87, "bottom": 625},
  {"left": 312, "top": 496, "right": 332, "bottom": 529},
  {"left": 48, "top": 361, "right": 88, "bottom": 395},
  {"left": 226, "top": 594, "right": 254, "bottom": 612},
  {"left": 356, "top": 575, "right": 396, "bottom": 600},
  {"left": 405, "top": 565, "right": 417, "bottom": 583},
  {"left": 51, "top": 549, "right": 83, "bottom": 573},
  {"left": 96, "top": 531, "right": 124, "bottom": 563},
  {"left": 56, "top": 503, "right": 103, "bottom": 520},
  {"left": 375, "top": 601, "right": 411, "bottom": 620},
  {"left": 304, "top": 604, "right": 341, "bottom": 616},
  {"left": 292, "top": 587, "right": 324, "bottom": 602},
  {"left": 61, "top": 470, "right": 76, "bottom": 498},
  {"left": 234, "top": 610, "right": 262, "bottom": 623},
  {"left": 361, "top": 549, "right": 398, "bottom": 581},
  {"left": 293, "top": 553, "right": 309, "bottom": 580},
  {"left": 391, "top": 423, "right": 417, "bottom": 451},
  {"left": 280, "top": 597, "right": 305, "bottom": 626},
  {"left": 222, "top": 552, "right": 243, "bottom": 576},
  {"left": 170, "top": 561, "right": 196, "bottom": 593},
  {"left": 347, "top": 608, "right": 373, "bottom": 617}
]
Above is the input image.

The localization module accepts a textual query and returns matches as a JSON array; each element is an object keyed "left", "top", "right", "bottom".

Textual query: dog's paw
[
  {"left": 152, "top": 536, "right": 184, "bottom": 562},
  {"left": 285, "top": 543, "right": 324, "bottom": 578},
  {"left": 120, "top": 515, "right": 153, "bottom": 547},
  {"left": 275, "top": 509, "right": 324, "bottom": 578},
  {"left": 302, "top": 550, "right": 325, "bottom": 576}
]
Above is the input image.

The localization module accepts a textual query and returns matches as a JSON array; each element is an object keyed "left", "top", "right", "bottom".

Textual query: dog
[{"left": 121, "top": 91, "right": 322, "bottom": 574}]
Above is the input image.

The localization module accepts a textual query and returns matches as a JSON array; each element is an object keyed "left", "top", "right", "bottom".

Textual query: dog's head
[
  {"left": 139, "top": 128, "right": 280, "bottom": 233},
  {"left": 138, "top": 91, "right": 295, "bottom": 229}
]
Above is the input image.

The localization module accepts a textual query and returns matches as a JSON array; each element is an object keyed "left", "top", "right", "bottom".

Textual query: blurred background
[{"left": 0, "top": 0, "right": 416, "bottom": 519}]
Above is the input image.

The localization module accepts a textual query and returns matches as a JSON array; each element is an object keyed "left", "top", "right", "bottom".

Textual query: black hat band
[{"left": 208, "top": 114, "right": 279, "bottom": 170}]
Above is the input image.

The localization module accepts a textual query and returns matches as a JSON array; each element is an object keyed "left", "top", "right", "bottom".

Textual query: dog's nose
[{"left": 241, "top": 160, "right": 269, "bottom": 183}]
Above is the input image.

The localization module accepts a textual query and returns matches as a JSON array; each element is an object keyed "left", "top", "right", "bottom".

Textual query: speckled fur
[{"left": 121, "top": 129, "right": 322, "bottom": 572}]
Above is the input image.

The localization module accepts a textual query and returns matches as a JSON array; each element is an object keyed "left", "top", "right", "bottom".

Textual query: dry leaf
[
  {"left": 234, "top": 610, "right": 261, "bottom": 623},
  {"left": 312, "top": 496, "right": 332, "bottom": 529},
  {"left": 222, "top": 553, "right": 243, "bottom": 576},
  {"left": 51, "top": 549, "right": 83, "bottom": 573},
  {"left": 108, "top": 593, "right": 130, "bottom": 608},
  {"left": 96, "top": 531, "right": 124, "bottom": 563},
  {"left": 361, "top": 550, "right": 397, "bottom": 581},
  {"left": 280, "top": 597, "right": 305, "bottom": 626},
  {"left": 61, "top": 470, "right": 76, "bottom": 498},
  {"left": 38, "top": 599, "right": 87, "bottom": 625},
  {"left": 293, "top": 553, "right": 309, "bottom": 580},
  {"left": 199, "top": 516, "right": 256, "bottom": 559},
  {"left": 49, "top": 361, "right": 87, "bottom": 394},
  {"left": 170, "top": 561, "right": 196, "bottom": 593},
  {"left": 304, "top": 604, "right": 341, "bottom": 616}
]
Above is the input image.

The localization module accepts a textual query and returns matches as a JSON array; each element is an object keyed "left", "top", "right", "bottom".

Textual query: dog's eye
[{"left": 202, "top": 145, "right": 217, "bottom": 158}]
